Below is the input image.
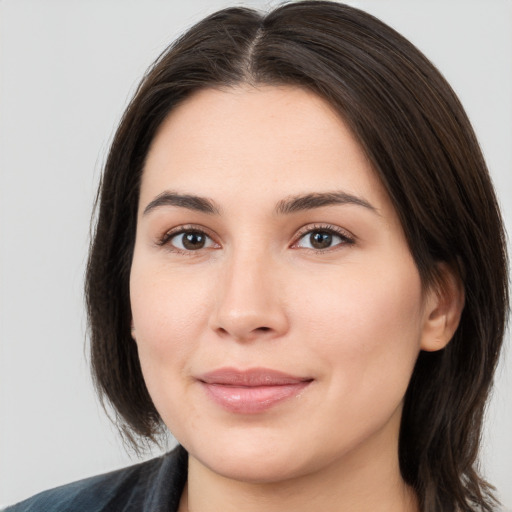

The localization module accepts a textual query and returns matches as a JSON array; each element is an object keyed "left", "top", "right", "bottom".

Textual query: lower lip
[{"left": 201, "top": 381, "right": 311, "bottom": 414}]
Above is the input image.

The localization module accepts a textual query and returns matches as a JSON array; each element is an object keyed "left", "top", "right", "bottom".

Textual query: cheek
[
  {"left": 295, "top": 256, "right": 424, "bottom": 394},
  {"left": 129, "top": 258, "right": 217, "bottom": 438},
  {"left": 129, "top": 259, "right": 212, "bottom": 370}
]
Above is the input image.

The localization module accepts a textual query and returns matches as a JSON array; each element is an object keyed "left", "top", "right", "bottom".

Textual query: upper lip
[{"left": 198, "top": 367, "right": 312, "bottom": 387}]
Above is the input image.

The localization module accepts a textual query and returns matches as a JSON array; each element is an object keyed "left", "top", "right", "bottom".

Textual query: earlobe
[
  {"left": 420, "top": 263, "right": 465, "bottom": 352},
  {"left": 130, "top": 321, "right": 137, "bottom": 341}
]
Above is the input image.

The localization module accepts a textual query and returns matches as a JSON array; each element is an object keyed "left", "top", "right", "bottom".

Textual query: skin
[{"left": 130, "top": 85, "right": 463, "bottom": 512}]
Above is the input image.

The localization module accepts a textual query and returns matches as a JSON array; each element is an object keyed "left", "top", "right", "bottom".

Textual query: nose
[{"left": 210, "top": 249, "right": 289, "bottom": 342}]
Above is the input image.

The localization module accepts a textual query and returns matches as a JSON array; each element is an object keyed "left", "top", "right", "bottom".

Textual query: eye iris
[
  {"left": 310, "top": 231, "right": 332, "bottom": 249},
  {"left": 182, "top": 231, "right": 205, "bottom": 250}
]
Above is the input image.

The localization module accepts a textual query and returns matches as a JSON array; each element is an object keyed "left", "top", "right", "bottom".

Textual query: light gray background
[{"left": 1, "top": 0, "right": 511, "bottom": 508}]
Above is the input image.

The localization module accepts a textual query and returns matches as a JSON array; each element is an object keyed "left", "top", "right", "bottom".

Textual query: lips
[{"left": 198, "top": 368, "right": 313, "bottom": 414}]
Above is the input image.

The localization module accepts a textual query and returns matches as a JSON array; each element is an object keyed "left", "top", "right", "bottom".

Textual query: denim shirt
[{"left": 3, "top": 446, "right": 188, "bottom": 512}]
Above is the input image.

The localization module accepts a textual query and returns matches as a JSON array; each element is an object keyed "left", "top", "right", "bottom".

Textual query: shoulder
[{"left": 3, "top": 445, "right": 187, "bottom": 512}]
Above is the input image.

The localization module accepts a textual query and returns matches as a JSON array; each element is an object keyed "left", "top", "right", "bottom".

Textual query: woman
[{"left": 5, "top": 1, "right": 508, "bottom": 511}]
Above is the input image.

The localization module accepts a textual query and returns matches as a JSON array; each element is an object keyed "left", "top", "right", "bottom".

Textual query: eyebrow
[
  {"left": 142, "top": 190, "right": 378, "bottom": 217},
  {"left": 143, "top": 191, "right": 221, "bottom": 215},
  {"left": 275, "top": 191, "right": 379, "bottom": 215}
]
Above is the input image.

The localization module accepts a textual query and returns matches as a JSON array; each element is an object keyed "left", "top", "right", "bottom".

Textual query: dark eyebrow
[
  {"left": 143, "top": 191, "right": 221, "bottom": 216},
  {"left": 275, "top": 191, "right": 379, "bottom": 215}
]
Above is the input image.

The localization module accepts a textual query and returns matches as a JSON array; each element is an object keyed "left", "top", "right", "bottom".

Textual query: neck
[{"left": 181, "top": 463, "right": 417, "bottom": 512}]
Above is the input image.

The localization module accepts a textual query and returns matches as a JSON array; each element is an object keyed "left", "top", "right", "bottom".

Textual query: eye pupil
[
  {"left": 310, "top": 231, "right": 332, "bottom": 249},
  {"left": 183, "top": 231, "right": 205, "bottom": 250}
]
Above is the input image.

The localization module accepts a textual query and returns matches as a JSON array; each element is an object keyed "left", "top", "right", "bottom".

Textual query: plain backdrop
[{"left": 1, "top": 0, "right": 511, "bottom": 508}]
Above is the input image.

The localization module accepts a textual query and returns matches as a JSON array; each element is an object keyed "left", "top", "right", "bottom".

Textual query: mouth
[{"left": 198, "top": 367, "right": 313, "bottom": 414}]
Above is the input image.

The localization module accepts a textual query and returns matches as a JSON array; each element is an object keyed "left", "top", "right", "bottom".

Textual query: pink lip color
[{"left": 198, "top": 368, "right": 312, "bottom": 414}]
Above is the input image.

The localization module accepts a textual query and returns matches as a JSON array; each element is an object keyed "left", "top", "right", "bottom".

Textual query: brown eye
[
  {"left": 310, "top": 231, "right": 333, "bottom": 249},
  {"left": 182, "top": 231, "right": 206, "bottom": 249},
  {"left": 295, "top": 227, "right": 353, "bottom": 251},
  {"left": 169, "top": 230, "right": 215, "bottom": 251}
]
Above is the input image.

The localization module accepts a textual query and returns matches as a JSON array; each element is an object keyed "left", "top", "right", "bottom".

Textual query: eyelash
[{"left": 157, "top": 223, "right": 355, "bottom": 255}]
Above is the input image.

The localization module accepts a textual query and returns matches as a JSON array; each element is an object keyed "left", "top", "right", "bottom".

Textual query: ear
[
  {"left": 130, "top": 320, "right": 136, "bottom": 340},
  {"left": 420, "top": 262, "right": 465, "bottom": 352}
]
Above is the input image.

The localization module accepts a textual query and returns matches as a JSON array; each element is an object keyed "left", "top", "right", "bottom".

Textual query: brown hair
[{"left": 86, "top": 2, "right": 509, "bottom": 510}]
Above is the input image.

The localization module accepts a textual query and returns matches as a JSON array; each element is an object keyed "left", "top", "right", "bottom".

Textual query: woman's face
[{"left": 130, "top": 85, "right": 434, "bottom": 483}]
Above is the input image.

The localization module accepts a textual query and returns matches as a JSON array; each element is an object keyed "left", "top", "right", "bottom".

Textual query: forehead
[{"left": 140, "top": 85, "right": 391, "bottom": 214}]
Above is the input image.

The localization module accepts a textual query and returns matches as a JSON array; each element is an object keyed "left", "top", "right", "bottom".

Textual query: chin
[
  {"left": 185, "top": 431, "right": 314, "bottom": 484},
  {"left": 203, "top": 454, "right": 308, "bottom": 484}
]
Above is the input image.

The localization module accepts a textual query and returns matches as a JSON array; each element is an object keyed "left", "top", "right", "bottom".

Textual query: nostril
[{"left": 256, "top": 327, "right": 271, "bottom": 332}]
